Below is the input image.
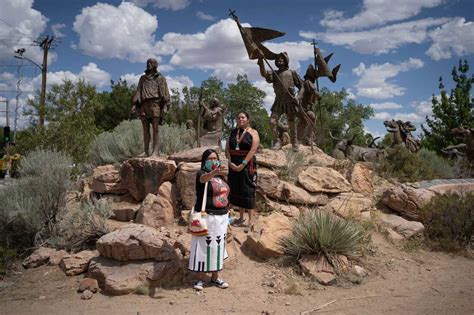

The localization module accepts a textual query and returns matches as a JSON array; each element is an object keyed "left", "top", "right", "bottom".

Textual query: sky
[{"left": 0, "top": 0, "right": 473, "bottom": 138}]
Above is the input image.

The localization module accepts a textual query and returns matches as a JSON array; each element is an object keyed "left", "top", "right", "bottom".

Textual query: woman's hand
[
  {"left": 229, "top": 162, "right": 238, "bottom": 171},
  {"left": 234, "top": 163, "right": 245, "bottom": 172}
]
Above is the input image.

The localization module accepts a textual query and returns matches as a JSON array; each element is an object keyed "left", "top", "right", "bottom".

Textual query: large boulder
[
  {"left": 298, "top": 146, "right": 336, "bottom": 167},
  {"left": 175, "top": 162, "right": 200, "bottom": 209},
  {"left": 244, "top": 212, "right": 292, "bottom": 259},
  {"left": 168, "top": 146, "right": 220, "bottom": 164},
  {"left": 87, "top": 256, "right": 186, "bottom": 295},
  {"left": 96, "top": 224, "right": 185, "bottom": 262},
  {"left": 257, "top": 168, "right": 280, "bottom": 196},
  {"left": 349, "top": 163, "right": 374, "bottom": 197},
  {"left": 269, "top": 180, "right": 328, "bottom": 206},
  {"left": 256, "top": 149, "right": 287, "bottom": 168},
  {"left": 59, "top": 250, "right": 99, "bottom": 276},
  {"left": 298, "top": 166, "right": 352, "bottom": 193},
  {"left": 321, "top": 192, "right": 373, "bottom": 220},
  {"left": 90, "top": 165, "right": 127, "bottom": 195},
  {"left": 120, "top": 157, "right": 177, "bottom": 201},
  {"left": 261, "top": 197, "right": 301, "bottom": 217},
  {"left": 381, "top": 184, "right": 436, "bottom": 221},
  {"left": 377, "top": 212, "right": 425, "bottom": 238},
  {"left": 135, "top": 182, "right": 176, "bottom": 228}
]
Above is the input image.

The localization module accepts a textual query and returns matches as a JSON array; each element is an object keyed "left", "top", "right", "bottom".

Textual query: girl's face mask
[{"left": 204, "top": 160, "right": 220, "bottom": 172}]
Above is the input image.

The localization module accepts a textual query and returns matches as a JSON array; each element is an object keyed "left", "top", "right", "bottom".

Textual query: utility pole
[
  {"left": 1, "top": 98, "right": 10, "bottom": 179},
  {"left": 14, "top": 36, "right": 58, "bottom": 129}
]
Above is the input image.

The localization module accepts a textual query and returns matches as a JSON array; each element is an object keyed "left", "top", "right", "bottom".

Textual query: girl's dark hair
[
  {"left": 200, "top": 149, "right": 220, "bottom": 170},
  {"left": 237, "top": 111, "right": 250, "bottom": 119}
]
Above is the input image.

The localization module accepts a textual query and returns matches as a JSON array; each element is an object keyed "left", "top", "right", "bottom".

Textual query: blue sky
[{"left": 0, "top": 0, "right": 473, "bottom": 137}]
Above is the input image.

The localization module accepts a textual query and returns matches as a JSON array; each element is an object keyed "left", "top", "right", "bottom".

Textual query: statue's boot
[
  {"left": 272, "top": 139, "right": 281, "bottom": 150},
  {"left": 150, "top": 140, "right": 160, "bottom": 156}
]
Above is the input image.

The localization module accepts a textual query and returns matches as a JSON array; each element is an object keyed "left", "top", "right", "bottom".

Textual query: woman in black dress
[{"left": 226, "top": 111, "right": 260, "bottom": 228}]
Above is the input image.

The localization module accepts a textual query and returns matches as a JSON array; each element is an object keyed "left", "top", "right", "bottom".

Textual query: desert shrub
[
  {"left": 0, "top": 245, "right": 17, "bottom": 275},
  {"left": 377, "top": 145, "right": 454, "bottom": 182},
  {"left": 277, "top": 149, "right": 305, "bottom": 181},
  {"left": 0, "top": 149, "right": 73, "bottom": 247},
  {"left": 48, "top": 199, "right": 112, "bottom": 252},
  {"left": 420, "top": 193, "right": 473, "bottom": 252},
  {"left": 89, "top": 120, "right": 193, "bottom": 166},
  {"left": 281, "top": 210, "right": 366, "bottom": 269}
]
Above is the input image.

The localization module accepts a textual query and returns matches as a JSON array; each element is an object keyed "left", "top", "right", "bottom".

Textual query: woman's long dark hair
[{"left": 200, "top": 148, "right": 220, "bottom": 171}]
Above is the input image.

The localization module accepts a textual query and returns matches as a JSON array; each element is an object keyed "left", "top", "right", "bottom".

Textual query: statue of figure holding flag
[{"left": 257, "top": 53, "right": 302, "bottom": 150}]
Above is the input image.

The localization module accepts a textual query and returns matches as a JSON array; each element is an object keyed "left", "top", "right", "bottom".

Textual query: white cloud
[
  {"left": 353, "top": 58, "right": 424, "bottom": 99},
  {"left": 320, "top": 0, "right": 444, "bottom": 30},
  {"left": 373, "top": 112, "right": 391, "bottom": 120},
  {"left": 373, "top": 111, "right": 424, "bottom": 122},
  {"left": 197, "top": 11, "right": 216, "bottom": 21},
  {"left": 128, "top": 0, "right": 191, "bottom": 10},
  {"left": 159, "top": 19, "right": 313, "bottom": 81},
  {"left": 51, "top": 23, "right": 66, "bottom": 38},
  {"left": 300, "top": 18, "right": 449, "bottom": 55},
  {"left": 369, "top": 102, "right": 403, "bottom": 110},
  {"left": 30, "top": 63, "right": 111, "bottom": 89},
  {"left": 72, "top": 2, "right": 161, "bottom": 62},
  {"left": 0, "top": 0, "right": 55, "bottom": 66},
  {"left": 426, "top": 17, "right": 474, "bottom": 60},
  {"left": 120, "top": 73, "right": 141, "bottom": 86}
]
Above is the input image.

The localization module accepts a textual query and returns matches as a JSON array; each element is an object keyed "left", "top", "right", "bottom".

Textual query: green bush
[
  {"left": 0, "top": 245, "right": 17, "bottom": 275},
  {"left": 377, "top": 145, "right": 454, "bottom": 182},
  {"left": 88, "top": 120, "right": 194, "bottom": 166},
  {"left": 0, "top": 149, "right": 73, "bottom": 247},
  {"left": 48, "top": 199, "right": 112, "bottom": 251},
  {"left": 420, "top": 193, "right": 473, "bottom": 252},
  {"left": 277, "top": 149, "right": 305, "bottom": 182},
  {"left": 280, "top": 210, "right": 366, "bottom": 269}
]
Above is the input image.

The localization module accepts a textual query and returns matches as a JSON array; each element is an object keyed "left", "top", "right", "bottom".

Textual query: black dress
[{"left": 228, "top": 128, "right": 258, "bottom": 209}]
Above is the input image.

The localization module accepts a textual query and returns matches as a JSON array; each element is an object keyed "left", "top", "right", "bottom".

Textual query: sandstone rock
[
  {"left": 269, "top": 180, "right": 328, "bottom": 206},
  {"left": 257, "top": 168, "right": 280, "bottom": 196},
  {"left": 262, "top": 197, "right": 300, "bottom": 217},
  {"left": 120, "top": 157, "right": 177, "bottom": 201},
  {"left": 87, "top": 256, "right": 186, "bottom": 295},
  {"left": 350, "top": 163, "right": 374, "bottom": 197},
  {"left": 168, "top": 146, "right": 220, "bottom": 164},
  {"left": 244, "top": 213, "right": 292, "bottom": 259},
  {"left": 79, "top": 178, "right": 94, "bottom": 201},
  {"left": 81, "top": 290, "right": 93, "bottom": 300},
  {"left": 378, "top": 212, "right": 424, "bottom": 238},
  {"left": 135, "top": 183, "right": 176, "bottom": 228},
  {"left": 299, "top": 255, "right": 335, "bottom": 276},
  {"left": 110, "top": 194, "right": 141, "bottom": 222},
  {"left": 59, "top": 250, "right": 99, "bottom": 276},
  {"left": 256, "top": 149, "right": 287, "bottom": 168},
  {"left": 353, "top": 265, "right": 368, "bottom": 277},
  {"left": 428, "top": 182, "right": 474, "bottom": 195},
  {"left": 381, "top": 184, "right": 436, "bottom": 221},
  {"left": 298, "top": 145, "right": 336, "bottom": 167},
  {"left": 78, "top": 278, "right": 99, "bottom": 293},
  {"left": 179, "top": 210, "right": 191, "bottom": 225},
  {"left": 96, "top": 224, "right": 185, "bottom": 262},
  {"left": 298, "top": 166, "right": 351, "bottom": 193},
  {"left": 91, "top": 165, "right": 127, "bottom": 195},
  {"left": 175, "top": 162, "right": 201, "bottom": 209},
  {"left": 48, "top": 250, "right": 68, "bottom": 266},
  {"left": 22, "top": 247, "right": 56, "bottom": 268},
  {"left": 385, "top": 228, "right": 405, "bottom": 241},
  {"left": 314, "top": 272, "right": 336, "bottom": 285},
  {"left": 322, "top": 192, "right": 373, "bottom": 220}
]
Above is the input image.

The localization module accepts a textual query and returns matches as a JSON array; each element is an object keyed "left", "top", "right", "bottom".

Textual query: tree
[
  {"left": 422, "top": 60, "right": 474, "bottom": 152},
  {"left": 95, "top": 79, "right": 136, "bottom": 131},
  {"left": 315, "top": 88, "right": 374, "bottom": 153},
  {"left": 224, "top": 74, "right": 271, "bottom": 146}
]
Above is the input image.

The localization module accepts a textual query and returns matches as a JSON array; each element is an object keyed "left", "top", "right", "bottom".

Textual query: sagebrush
[
  {"left": 88, "top": 120, "right": 194, "bottom": 166},
  {"left": 377, "top": 145, "right": 454, "bottom": 182},
  {"left": 0, "top": 149, "right": 73, "bottom": 247},
  {"left": 281, "top": 210, "right": 366, "bottom": 269},
  {"left": 277, "top": 149, "right": 305, "bottom": 181},
  {"left": 420, "top": 192, "right": 473, "bottom": 252}
]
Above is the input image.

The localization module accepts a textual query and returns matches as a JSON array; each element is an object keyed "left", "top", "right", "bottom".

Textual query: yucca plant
[{"left": 281, "top": 210, "right": 365, "bottom": 269}]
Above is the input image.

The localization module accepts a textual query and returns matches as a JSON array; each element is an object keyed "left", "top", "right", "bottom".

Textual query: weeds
[{"left": 277, "top": 149, "right": 305, "bottom": 182}]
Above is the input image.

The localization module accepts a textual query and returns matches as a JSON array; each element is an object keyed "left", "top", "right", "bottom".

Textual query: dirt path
[{"left": 1, "top": 233, "right": 473, "bottom": 315}]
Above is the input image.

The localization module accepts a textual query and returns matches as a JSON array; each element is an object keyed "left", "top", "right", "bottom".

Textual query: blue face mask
[{"left": 204, "top": 160, "right": 220, "bottom": 172}]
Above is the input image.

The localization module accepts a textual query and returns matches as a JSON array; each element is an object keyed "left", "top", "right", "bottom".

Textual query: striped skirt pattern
[{"left": 188, "top": 213, "right": 229, "bottom": 272}]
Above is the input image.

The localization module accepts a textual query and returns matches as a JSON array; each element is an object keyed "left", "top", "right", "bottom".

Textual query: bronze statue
[
  {"left": 257, "top": 52, "right": 302, "bottom": 150},
  {"left": 384, "top": 119, "right": 421, "bottom": 153},
  {"left": 277, "top": 120, "right": 291, "bottom": 147},
  {"left": 132, "top": 58, "right": 170, "bottom": 156},
  {"left": 185, "top": 119, "right": 197, "bottom": 147},
  {"left": 297, "top": 64, "right": 319, "bottom": 145},
  {"left": 199, "top": 97, "right": 224, "bottom": 147}
]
